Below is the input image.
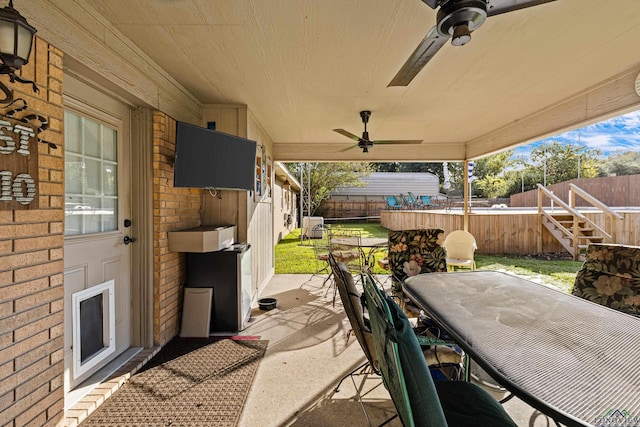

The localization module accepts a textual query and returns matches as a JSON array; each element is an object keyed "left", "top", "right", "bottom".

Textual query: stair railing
[
  {"left": 537, "top": 184, "right": 586, "bottom": 259},
  {"left": 538, "top": 184, "right": 622, "bottom": 260},
  {"left": 568, "top": 184, "right": 623, "bottom": 242}
]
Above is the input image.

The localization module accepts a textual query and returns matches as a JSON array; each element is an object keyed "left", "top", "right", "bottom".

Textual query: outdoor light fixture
[
  {"left": 283, "top": 179, "right": 291, "bottom": 190},
  {"left": 0, "top": 0, "right": 38, "bottom": 104}
]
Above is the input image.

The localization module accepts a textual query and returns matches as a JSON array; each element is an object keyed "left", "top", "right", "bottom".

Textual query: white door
[{"left": 63, "top": 76, "right": 132, "bottom": 393}]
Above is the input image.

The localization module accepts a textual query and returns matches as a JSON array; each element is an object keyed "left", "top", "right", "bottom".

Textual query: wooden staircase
[
  {"left": 541, "top": 213, "right": 605, "bottom": 259},
  {"left": 537, "top": 184, "right": 622, "bottom": 260}
]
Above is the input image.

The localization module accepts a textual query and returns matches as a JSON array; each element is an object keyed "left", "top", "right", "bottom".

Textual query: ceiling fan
[
  {"left": 388, "top": 0, "right": 557, "bottom": 87},
  {"left": 333, "top": 110, "right": 423, "bottom": 153}
]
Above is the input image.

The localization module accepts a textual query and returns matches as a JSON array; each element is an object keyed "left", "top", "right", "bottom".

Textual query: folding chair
[
  {"left": 362, "top": 276, "right": 517, "bottom": 427},
  {"left": 329, "top": 228, "right": 365, "bottom": 275},
  {"left": 386, "top": 196, "right": 402, "bottom": 210},
  {"left": 328, "top": 254, "right": 379, "bottom": 425}
]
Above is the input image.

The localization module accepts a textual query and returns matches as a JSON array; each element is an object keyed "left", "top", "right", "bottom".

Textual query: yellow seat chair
[{"left": 442, "top": 230, "right": 477, "bottom": 271}]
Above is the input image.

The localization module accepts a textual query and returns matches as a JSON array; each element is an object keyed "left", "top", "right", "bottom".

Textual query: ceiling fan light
[
  {"left": 437, "top": 1, "right": 487, "bottom": 37},
  {"left": 451, "top": 24, "right": 471, "bottom": 46}
]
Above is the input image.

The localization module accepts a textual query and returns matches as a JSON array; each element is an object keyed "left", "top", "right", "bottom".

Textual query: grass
[{"left": 275, "top": 222, "right": 583, "bottom": 293}]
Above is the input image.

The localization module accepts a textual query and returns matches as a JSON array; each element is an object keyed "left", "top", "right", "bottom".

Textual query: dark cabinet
[{"left": 186, "top": 244, "right": 252, "bottom": 333}]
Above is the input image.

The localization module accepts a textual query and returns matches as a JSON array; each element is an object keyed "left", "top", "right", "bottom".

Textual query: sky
[{"left": 511, "top": 109, "right": 640, "bottom": 159}]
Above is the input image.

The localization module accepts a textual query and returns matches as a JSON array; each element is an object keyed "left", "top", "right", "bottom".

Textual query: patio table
[
  {"left": 330, "top": 237, "right": 387, "bottom": 270},
  {"left": 403, "top": 271, "right": 640, "bottom": 427}
]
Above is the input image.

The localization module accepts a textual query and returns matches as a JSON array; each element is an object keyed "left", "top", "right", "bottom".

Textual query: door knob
[{"left": 123, "top": 236, "right": 136, "bottom": 245}]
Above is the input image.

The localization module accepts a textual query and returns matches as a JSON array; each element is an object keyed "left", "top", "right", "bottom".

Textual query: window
[{"left": 64, "top": 111, "right": 118, "bottom": 235}]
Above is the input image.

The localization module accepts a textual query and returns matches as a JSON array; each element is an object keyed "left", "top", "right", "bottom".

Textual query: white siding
[{"left": 331, "top": 172, "right": 440, "bottom": 199}]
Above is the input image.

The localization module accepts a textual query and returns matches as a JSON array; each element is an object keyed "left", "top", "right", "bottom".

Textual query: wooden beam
[{"left": 467, "top": 65, "right": 640, "bottom": 159}]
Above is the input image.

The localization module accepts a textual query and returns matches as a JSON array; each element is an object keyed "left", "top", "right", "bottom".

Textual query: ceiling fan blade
[
  {"left": 333, "top": 128, "right": 362, "bottom": 143},
  {"left": 420, "top": 0, "right": 439, "bottom": 9},
  {"left": 372, "top": 140, "right": 423, "bottom": 145},
  {"left": 339, "top": 144, "right": 360, "bottom": 152},
  {"left": 388, "top": 26, "right": 449, "bottom": 87},
  {"left": 486, "top": 0, "right": 556, "bottom": 17}
]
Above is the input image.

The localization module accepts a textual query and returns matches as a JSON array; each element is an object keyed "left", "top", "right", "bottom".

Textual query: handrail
[
  {"left": 537, "top": 184, "right": 611, "bottom": 236},
  {"left": 568, "top": 184, "right": 623, "bottom": 220},
  {"left": 537, "top": 185, "right": 586, "bottom": 220}
]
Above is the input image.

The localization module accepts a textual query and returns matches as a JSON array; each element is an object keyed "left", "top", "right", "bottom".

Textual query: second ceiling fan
[
  {"left": 388, "top": 0, "right": 557, "bottom": 87},
  {"left": 333, "top": 110, "right": 423, "bottom": 153}
]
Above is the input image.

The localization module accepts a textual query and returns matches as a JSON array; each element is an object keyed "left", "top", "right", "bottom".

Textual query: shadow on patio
[{"left": 238, "top": 274, "right": 542, "bottom": 427}]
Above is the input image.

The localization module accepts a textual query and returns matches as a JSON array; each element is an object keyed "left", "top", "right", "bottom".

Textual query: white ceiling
[{"left": 73, "top": 1, "right": 640, "bottom": 160}]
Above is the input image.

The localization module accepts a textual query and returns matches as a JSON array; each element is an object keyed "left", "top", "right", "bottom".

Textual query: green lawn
[{"left": 275, "top": 222, "right": 583, "bottom": 293}]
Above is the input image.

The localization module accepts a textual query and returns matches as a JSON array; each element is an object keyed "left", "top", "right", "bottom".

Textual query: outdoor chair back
[
  {"left": 572, "top": 243, "right": 640, "bottom": 317},
  {"left": 328, "top": 253, "right": 378, "bottom": 370},
  {"left": 420, "top": 195, "right": 432, "bottom": 207},
  {"left": 388, "top": 229, "right": 447, "bottom": 292},
  {"left": 362, "top": 275, "right": 517, "bottom": 427},
  {"left": 386, "top": 196, "right": 402, "bottom": 210},
  {"left": 400, "top": 193, "right": 415, "bottom": 209},
  {"left": 408, "top": 192, "right": 424, "bottom": 209},
  {"left": 329, "top": 228, "right": 364, "bottom": 273},
  {"left": 442, "top": 230, "right": 477, "bottom": 271},
  {"left": 311, "top": 228, "right": 332, "bottom": 287}
]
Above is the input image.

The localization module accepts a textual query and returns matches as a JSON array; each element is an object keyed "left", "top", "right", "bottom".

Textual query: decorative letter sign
[{"left": 0, "top": 115, "right": 39, "bottom": 209}]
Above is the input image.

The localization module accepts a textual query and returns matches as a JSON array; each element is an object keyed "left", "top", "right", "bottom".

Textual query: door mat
[{"left": 82, "top": 338, "right": 268, "bottom": 426}]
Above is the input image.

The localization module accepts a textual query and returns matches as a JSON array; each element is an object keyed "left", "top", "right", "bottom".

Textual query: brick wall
[
  {"left": 152, "top": 112, "right": 202, "bottom": 346},
  {"left": 0, "top": 38, "right": 66, "bottom": 426}
]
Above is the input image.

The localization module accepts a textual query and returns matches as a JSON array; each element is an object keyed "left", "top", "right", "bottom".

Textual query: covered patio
[
  {"left": 66, "top": 273, "right": 546, "bottom": 426},
  {"left": 3, "top": 1, "right": 640, "bottom": 426}
]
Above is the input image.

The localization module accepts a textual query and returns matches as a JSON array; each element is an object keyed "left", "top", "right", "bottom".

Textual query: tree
[
  {"left": 526, "top": 141, "right": 601, "bottom": 186},
  {"left": 599, "top": 150, "right": 640, "bottom": 176},
  {"left": 285, "top": 162, "right": 374, "bottom": 215},
  {"left": 472, "top": 150, "right": 516, "bottom": 198}
]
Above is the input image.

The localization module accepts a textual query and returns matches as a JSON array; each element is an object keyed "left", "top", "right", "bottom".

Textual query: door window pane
[{"left": 64, "top": 111, "right": 119, "bottom": 236}]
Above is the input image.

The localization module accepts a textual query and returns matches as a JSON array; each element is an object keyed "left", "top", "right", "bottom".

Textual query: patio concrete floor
[{"left": 238, "top": 273, "right": 549, "bottom": 427}]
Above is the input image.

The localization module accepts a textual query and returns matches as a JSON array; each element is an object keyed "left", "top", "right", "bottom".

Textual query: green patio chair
[
  {"left": 362, "top": 275, "right": 517, "bottom": 427},
  {"left": 328, "top": 254, "right": 379, "bottom": 425}
]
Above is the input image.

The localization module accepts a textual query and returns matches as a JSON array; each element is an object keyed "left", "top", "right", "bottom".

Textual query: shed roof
[{"left": 332, "top": 172, "right": 440, "bottom": 197}]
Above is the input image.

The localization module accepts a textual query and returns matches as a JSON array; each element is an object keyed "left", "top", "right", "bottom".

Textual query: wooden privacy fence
[
  {"left": 511, "top": 175, "right": 640, "bottom": 207},
  {"left": 380, "top": 209, "right": 640, "bottom": 255},
  {"left": 317, "top": 200, "right": 388, "bottom": 219}
]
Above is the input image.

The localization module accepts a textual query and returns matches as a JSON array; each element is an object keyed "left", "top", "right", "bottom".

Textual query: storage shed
[{"left": 330, "top": 172, "right": 440, "bottom": 201}]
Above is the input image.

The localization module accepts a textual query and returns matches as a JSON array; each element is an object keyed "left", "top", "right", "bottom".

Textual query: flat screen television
[{"left": 174, "top": 121, "right": 257, "bottom": 191}]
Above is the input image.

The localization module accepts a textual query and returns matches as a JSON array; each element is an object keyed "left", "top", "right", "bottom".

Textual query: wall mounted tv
[{"left": 174, "top": 121, "right": 257, "bottom": 191}]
